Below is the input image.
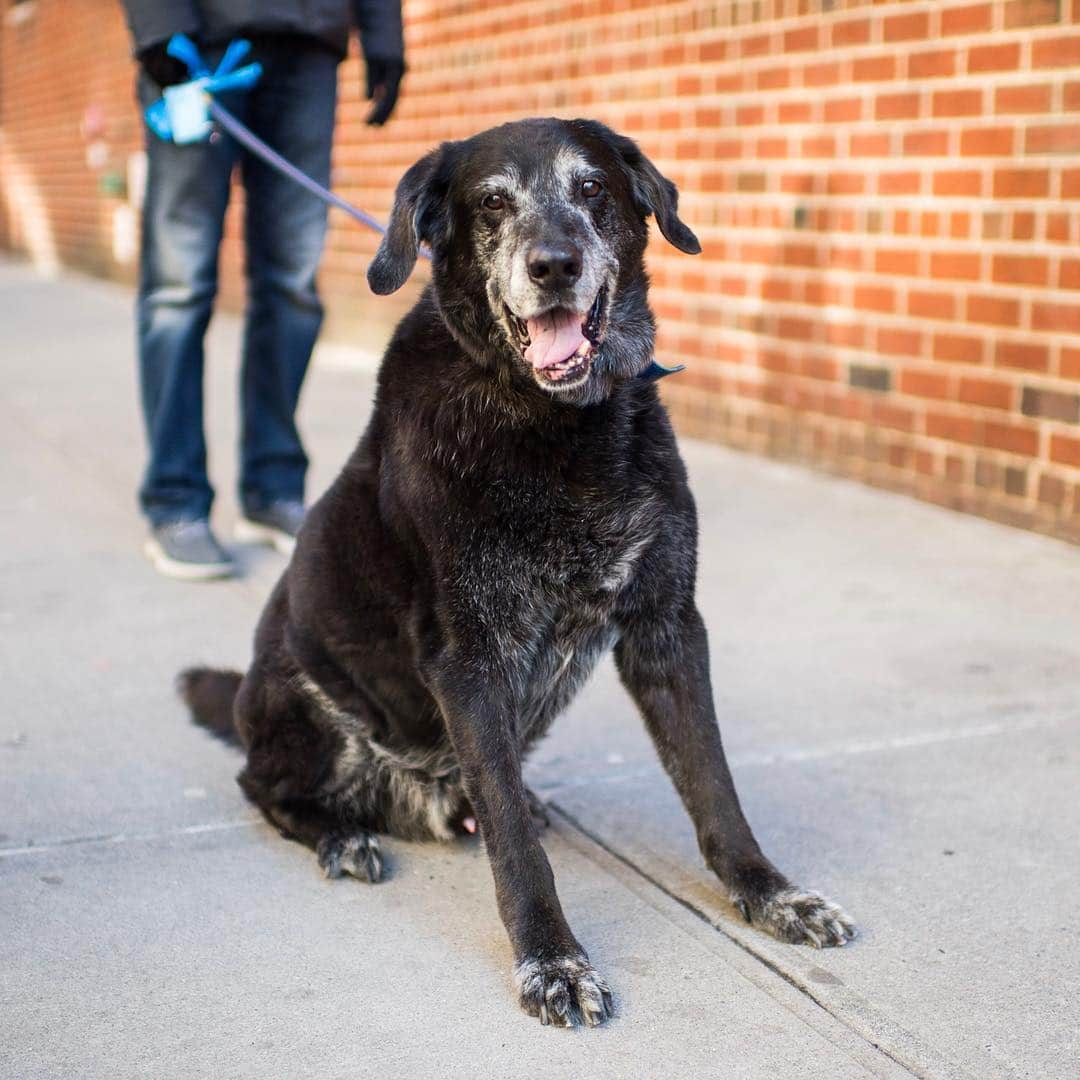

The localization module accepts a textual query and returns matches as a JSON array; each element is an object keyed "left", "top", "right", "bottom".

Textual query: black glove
[
  {"left": 138, "top": 41, "right": 191, "bottom": 89},
  {"left": 364, "top": 56, "right": 405, "bottom": 126}
]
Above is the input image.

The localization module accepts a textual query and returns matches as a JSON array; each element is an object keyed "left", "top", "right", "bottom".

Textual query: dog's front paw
[
  {"left": 514, "top": 955, "right": 614, "bottom": 1028},
  {"left": 316, "top": 830, "right": 384, "bottom": 883},
  {"left": 736, "top": 886, "right": 856, "bottom": 948}
]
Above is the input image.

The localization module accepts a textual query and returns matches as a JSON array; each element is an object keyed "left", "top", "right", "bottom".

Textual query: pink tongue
[{"left": 524, "top": 309, "right": 586, "bottom": 370}]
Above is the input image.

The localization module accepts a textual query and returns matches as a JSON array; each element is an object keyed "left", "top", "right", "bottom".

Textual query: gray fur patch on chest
[
  {"left": 294, "top": 673, "right": 465, "bottom": 842},
  {"left": 516, "top": 618, "right": 619, "bottom": 747},
  {"left": 458, "top": 503, "right": 656, "bottom": 743}
]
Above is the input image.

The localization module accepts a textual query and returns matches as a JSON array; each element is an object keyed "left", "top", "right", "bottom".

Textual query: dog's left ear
[
  {"left": 368, "top": 145, "right": 449, "bottom": 295},
  {"left": 574, "top": 121, "right": 701, "bottom": 256},
  {"left": 619, "top": 138, "right": 702, "bottom": 255}
]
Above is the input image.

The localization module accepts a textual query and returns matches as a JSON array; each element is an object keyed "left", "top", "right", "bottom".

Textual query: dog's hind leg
[
  {"left": 615, "top": 603, "right": 856, "bottom": 949},
  {"left": 233, "top": 669, "right": 386, "bottom": 883},
  {"left": 239, "top": 769, "right": 385, "bottom": 883}
]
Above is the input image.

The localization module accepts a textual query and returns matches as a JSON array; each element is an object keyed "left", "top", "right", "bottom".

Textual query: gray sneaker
[
  {"left": 235, "top": 501, "right": 305, "bottom": 555},
  {"left": 144, "top": 519, "right": 235, "bottom": 581}
]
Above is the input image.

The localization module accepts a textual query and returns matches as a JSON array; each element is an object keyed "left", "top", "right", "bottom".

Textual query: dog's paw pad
[
  {"left": 514, "top": 955, "right": 614, "bottom": 1028},
  {"left": 749, "top": 887, "right": 856, "bottom": 948},
  {"left": 316, "top": 831, "right": 383, "bottom": 883}
]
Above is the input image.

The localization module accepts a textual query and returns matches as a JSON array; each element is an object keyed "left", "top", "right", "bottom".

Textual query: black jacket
[{"left": 120, "top": 0, "right": 403, "bottom": 61}]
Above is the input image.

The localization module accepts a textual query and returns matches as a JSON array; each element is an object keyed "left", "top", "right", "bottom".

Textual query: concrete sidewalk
[{"left": 1, "top": 258, "right": 1077, "bottom": 1079}]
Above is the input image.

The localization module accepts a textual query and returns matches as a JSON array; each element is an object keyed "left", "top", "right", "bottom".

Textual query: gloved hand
[
  {"left": 364, "top": 56, "right": 405, "bottom": 126},
  {"left": 138, "top": 41, "right": 192, "bottom": 89}
]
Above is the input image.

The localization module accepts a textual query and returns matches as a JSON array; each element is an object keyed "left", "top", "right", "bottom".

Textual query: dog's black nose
[{"left": 527, "top": 242, "right": 582, "bottom": 288}]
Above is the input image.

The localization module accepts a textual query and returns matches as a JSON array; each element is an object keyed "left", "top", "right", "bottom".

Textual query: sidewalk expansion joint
[
  {"left": 548, "top": 802, "right": 971, "bottom": 1080},
  {"left": 0, "top": 819, "right": 258, "bottom": 860}
]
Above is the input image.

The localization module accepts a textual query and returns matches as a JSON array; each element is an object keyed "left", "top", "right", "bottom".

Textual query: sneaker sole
[
  {"left": 143, "top": 538, "right": 235, "bottom": 581},
  {"left": 234, "top": 518, "right": 297, "bottom": 556}
]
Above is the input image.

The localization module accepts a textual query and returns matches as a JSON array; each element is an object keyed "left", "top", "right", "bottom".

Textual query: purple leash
[{"left": 206, "top": 99, "right": 421, "bottom": 250}]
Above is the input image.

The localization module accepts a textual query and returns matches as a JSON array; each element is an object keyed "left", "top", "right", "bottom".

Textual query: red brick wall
[
  {"left": 0, "top": 1, "right": 139, "bottom": 277},
  {"left": 3, "top": 0, "right": 1080, "bottom": 542}
]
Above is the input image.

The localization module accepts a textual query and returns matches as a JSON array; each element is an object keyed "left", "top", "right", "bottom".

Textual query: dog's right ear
[{"left": 368, "top": 147, "right": 447, "bottom": 295}]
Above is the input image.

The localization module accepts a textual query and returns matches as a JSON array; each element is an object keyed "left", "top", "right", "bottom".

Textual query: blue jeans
[{"left": 136, "top": 38, "right": 338, "bottom": 526}]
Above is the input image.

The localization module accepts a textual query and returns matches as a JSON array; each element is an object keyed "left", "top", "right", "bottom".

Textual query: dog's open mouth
[{"left": 507, "top": 289, "right": 607, "bottom": 390}]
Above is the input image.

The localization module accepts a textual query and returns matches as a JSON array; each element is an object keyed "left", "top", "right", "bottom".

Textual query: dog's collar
[{"left": 636, "top": 360, "right": 685, "bottom": 383}]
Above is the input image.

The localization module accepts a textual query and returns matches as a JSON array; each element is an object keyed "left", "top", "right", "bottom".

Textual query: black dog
[{"left": 181, "top": 118, "right": 855, "bottom": 1028}]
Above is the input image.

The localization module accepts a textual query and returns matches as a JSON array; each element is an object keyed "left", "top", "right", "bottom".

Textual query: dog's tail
[{"left": 178, "top": 667, "right": 243, "bottom": 747}]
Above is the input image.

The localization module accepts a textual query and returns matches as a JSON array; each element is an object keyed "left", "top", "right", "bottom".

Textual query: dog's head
[{"left": 368, "top": 119, "right": 700, "bottom": 405}]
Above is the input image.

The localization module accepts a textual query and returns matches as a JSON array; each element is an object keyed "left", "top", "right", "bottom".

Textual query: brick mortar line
[
  {"left": 649, "top": 282, "right": 1080, "bottom": 330},
  {"left": 657, "top": 282, "right": 1077, "bottom": 317},
  {"left": 677, "top": 344, "right": 1069, "bottom": 403},
  {"left": 671, "top": 229, "right": 1080, "bottom": 261},
  {"left": 656, "top": 125, "right": 1080, "bottom": 140},
  {"left": 659, "top": 354, "right": 1074, "bottom": 392},
  {"left": 398, "top": 77, "right": 1078, "bottom": 108},
  {"left": 675, "top": 383, "right": 1058, "bottom": 445},
  {"left": 659, "top": 337, "right": 1080, "bottom": 391},
  {"left": 405, "top": 43, "right": 1080, "bottom": 87},
  {"left": 659, "top": 346, "right": 1080, "bottom": 412},
  {"left": 404, "top": 0, "right": 938, "bottom": 42},
  {"left": 405, "top": 0, "right": 1075, "bottom": 57},
  {"left": 665, "top": 395, "right": 1080, "bottom": 505},
  {"left": 406, "top": 0, "right": 718, "bottom": 38},
  {"left": 652, "top": 261, "right": 1073, "bottom": 288},
  {"left": 676, "top": 376, "right": 1075, "bottom": 422},
  {"left": 654, "top": 315, "right": 1080, "bottom": 360},
  {"left": 656, "top": 319, "right": 1073, "bottom": 368},
  {"left": 657, "top": 326, "right": 1080, "bottom": 390},
  {"left": 652, "top": 253, "right": 1078, "bottom": 284},
  {"left": 674, "top": 194, "right": 1077, "bottom": 211},
  {"left": 669, "top": 377, "right": 1080, "bottom": 467}
]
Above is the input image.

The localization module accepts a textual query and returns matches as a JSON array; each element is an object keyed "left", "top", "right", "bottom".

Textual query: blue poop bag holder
[{"left": 144, "top": 34, "right": 683, "bottom": 383}]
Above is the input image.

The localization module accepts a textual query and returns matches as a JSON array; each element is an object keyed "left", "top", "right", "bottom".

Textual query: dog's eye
[
  {"left": 581, "top": 179, "right": 603, "bottom": 199},
  {"left": 481, "top": 193, "right": 506, "bottom": 212}
]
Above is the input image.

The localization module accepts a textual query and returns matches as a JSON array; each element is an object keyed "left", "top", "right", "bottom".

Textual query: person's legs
[
  {"left": 136, "top": 72, "right": 239, "bottom": 527},
  {"left": 238, "top": 39, "right": 338, "bottom": 517}
]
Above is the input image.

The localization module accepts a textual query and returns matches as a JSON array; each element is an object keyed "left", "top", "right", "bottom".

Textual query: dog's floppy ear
[
  {"left": 575, "top": 121, "right": 701, "bottom": 255},
  {"left": 619, "top": 138, "right": 701, "bottom": 255},
  {"left": 368, "top": 146, "right": 447, "bottom": 295}
]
